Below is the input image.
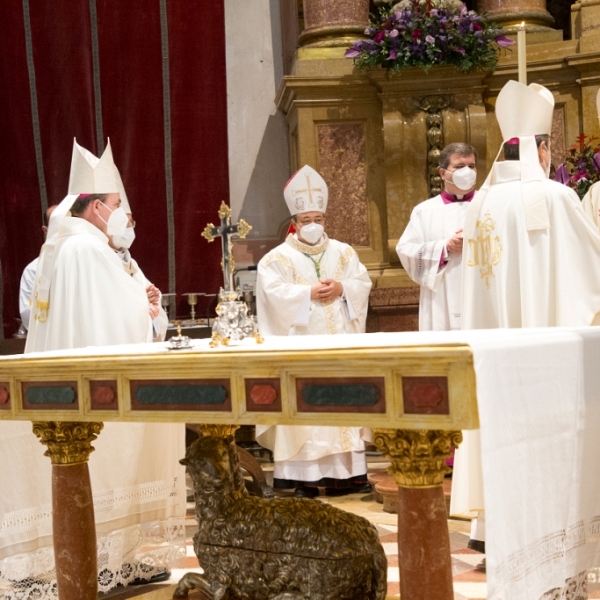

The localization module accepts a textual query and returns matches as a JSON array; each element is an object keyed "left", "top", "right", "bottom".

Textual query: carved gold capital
[
  {"left": 372, "top": 428, "right": 462, "bottom": 488},
  {"left": 32, "top": 421, "right": 104, "bottom": 465},
  {"left": 197, "top": 424, "right": 239, "bottom": 438}
]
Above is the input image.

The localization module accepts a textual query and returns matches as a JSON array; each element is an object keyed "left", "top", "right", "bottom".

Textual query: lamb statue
[{"left": 174, "top": 435, "right": 387, "bottom": 600}]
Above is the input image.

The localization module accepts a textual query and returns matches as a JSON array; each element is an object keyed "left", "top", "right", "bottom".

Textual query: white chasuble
[
  {"left": 397, "top": 195, "right": 469, "bottom": 331},
  {"left": 0, "top": 217, "right": 185, "bottom": 596},
  {"left": 452, "top": 162, "right": 600, "bottom": 520},
  {"left": 255, "top": 234, "right": 372, "bottom": 477},
  {"left": 582, "top": 180, "right": 600, "bottom": 233}
]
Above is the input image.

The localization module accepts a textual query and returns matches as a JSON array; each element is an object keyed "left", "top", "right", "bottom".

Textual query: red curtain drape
[{"left": 0, "top": 0, "right": 228, "bottom": 337}]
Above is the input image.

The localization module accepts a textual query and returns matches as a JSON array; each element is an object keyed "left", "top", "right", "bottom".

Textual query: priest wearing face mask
[
  {"left": 5, "top": 140, "right": 186, "bottom": 596},
  {"left": 396, "top": 142, "right": 478, "bottom": 331},
  {"left": 255, "top": 165, "right": 373, "bottom": 498}
]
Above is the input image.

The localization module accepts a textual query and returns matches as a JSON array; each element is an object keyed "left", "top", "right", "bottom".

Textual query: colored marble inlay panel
[
  {"left": 317, "top": 123, "right": 369, "bottom": 247},
  {"left": 0, "top": 383, "right": 10, "bottom": 409},
  {"left": 22, "top": 381, "right": 78, "bottom": 410},
  {"left": 296, "top": 377, "right": 386, "bottom": 414},
  {"left": 90, "top": 380, "right": 118, "bottom": 411},
  {"left": 402, "top": 376, "right": 449, "bottom": 415},
  {"left": 245, "top": 378, "right": 282, "bottom": 413},
  {"left": 130, "top": 380, "right": 231, "bottom": 412}
]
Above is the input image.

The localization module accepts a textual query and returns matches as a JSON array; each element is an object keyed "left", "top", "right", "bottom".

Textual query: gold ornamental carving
[
  {"left": 32, "top": 421, "right": 104, "bottom": 465},
  {"left": 197, "top": 424, "right": 239, "bottom": 438},
  {"left": 419, "top": 95, "right": 450, "bottom": 197},
  {"left": 467, "top": 210, "right": 502, "bottom": 288},
  {"left": 372, "top": 428, "right": 462, "bottom": 488}
]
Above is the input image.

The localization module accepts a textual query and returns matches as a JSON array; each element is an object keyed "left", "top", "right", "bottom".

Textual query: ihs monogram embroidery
[{"left": 467, "top": 211, "right": 502, "bottom": 288}]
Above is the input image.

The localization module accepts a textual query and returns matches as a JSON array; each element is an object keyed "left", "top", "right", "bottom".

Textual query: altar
[{"left": 1, "top": 327, "right": 600, "bottom": 600}]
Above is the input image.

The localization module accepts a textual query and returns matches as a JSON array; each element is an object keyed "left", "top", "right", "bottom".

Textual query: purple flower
[
  {"left": 460, "top": 4, "right": 467, "bottom": 16},
  {"left": 389, "top": 29, "right": 399, "bottom": 38},
  {"left": 425, "top": 35, "right": 435, "bottom": 44},
  {"left": 555, "top": 164, "right": 570, "bottom": 185},
  {"left": 389, "top": 49, "right": 397, "bottom": 60},
  {"left": 345, "top": 47, "right": 361, "bottom": 58},
  {"left": 454, "top": 47, "right": 466, "bottom": 56},
  {"left": 374, "top": 31, "right": 385, "bottom": 43},
  {"left": 594, "top": 152, "right": 600, "bottom": 172},
  {"left": 495, "top": 35, "right": 515, "bottom": 47}
]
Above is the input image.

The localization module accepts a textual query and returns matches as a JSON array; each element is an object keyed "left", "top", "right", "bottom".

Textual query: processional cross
[
  {"left": 202, "top": 202, "right": 252, "bottom": 291},
  {"left": 201, "top": 202, "right": 262, "bottom": 346}
]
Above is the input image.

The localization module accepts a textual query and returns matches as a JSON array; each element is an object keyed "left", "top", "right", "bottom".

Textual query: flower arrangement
[
  {"left": 345, "top": 0, "right": 514, "bottom": 74},
  {"left": 555, "top": 134, "right": 600, "bottom": 199}
]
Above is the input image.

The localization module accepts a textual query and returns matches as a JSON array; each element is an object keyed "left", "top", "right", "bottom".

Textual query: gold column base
[{"left": 372, "top": 428, "right": 462, "bottom": 488}]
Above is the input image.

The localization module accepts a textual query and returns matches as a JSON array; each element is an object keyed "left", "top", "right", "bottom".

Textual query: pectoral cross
[{"left": 202, "top": 202, "right": 252, "bottom": 291}]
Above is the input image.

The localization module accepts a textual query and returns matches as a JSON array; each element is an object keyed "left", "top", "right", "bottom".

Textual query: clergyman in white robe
[
  {"left": 396, "top": 143, "right": 478, "bottom": 331},
  {"left": 454, "top": 82, "right": 600, "bottom": 567},
  {"left": 0, "top": 209, "right": 185, "bottom": 596},
  {"left": 256, "top": 231, "right": 373, "bottom": 494}
]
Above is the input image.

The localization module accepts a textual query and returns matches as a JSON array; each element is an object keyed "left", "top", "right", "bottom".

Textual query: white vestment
[
  {"left": 0, "top": 217, "right": 185, "bottom": 597},
  {"left": 19, "top": 256, "right": 39, "bottom": 330},
  {"left": 255, "top": 234, "right": 372, "bottom": 482},
  {"left": 116, "top": 248, "right": 169, "bottom": 341},
  {"left": 396, "top": 195, "right": 469, "bottom": 331},
  {"left": 452, "top": 161, "right": 600, "bottom": 518},
  {"left": 582, "top": 180, "right": 600, "bottom": 232}
]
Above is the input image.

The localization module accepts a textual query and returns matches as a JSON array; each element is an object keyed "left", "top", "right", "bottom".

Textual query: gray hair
[{"left": 439, "top": 143, "right": 478, "bottom": 169}]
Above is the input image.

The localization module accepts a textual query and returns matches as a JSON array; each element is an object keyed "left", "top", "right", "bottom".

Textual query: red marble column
[
  {"left": 372, "top": 429, "right": 462, "bottom": 600},
  {"left": 52, "top": 463, "right": 98, "bottom": 600},
  {"left": 397, "top": 487, "right": 454, "bottom": 599},
  {"left": 477, "top": 0, "right": 555, "bottom": 32},
  {"left": 32, "top": 421, "right": 103, "bottom": 600},
  {"left": 299, "top": 0, "right": 369, "bottom": 47}
]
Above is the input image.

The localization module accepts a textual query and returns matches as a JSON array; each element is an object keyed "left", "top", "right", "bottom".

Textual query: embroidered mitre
[{"left": 284, "top": 165, "right": 328, "bottom": 216}]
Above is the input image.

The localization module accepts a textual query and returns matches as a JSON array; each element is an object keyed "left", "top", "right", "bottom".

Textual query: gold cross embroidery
[
  {"left": 467, "top": 211, "right": 502, "bottom": 289},
  {"left": 294, "top": 173, "right": 323, "bottom": 210}
]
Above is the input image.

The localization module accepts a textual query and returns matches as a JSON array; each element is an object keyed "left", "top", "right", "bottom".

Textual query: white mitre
[
  {"left": 284, "top": 165, "right": 328, "bottom": 216},
  {"left": 31, "top": 140, "right": 123, "bottom": 323},
  {"left": 464, "top": 81, "right": 554, "bottom": 237},
  {"left": 495, "top": 80, "right": 554, "bottom": 140},
  {"left": 68, "top": 138, "right": 120, "bottom": 194}
]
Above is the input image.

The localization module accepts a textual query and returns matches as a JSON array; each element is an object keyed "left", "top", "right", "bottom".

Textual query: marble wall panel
[{"left": 317, "top": 123, "right": 369, "bottom": 246}]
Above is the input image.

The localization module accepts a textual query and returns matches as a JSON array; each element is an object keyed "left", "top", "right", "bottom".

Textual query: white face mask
[
  {"left": 112, "top": 226, "right": 136, "bottom": 249},
  {"left": 298, "top": 222, "right": 324, "bottom": 245},
  {"left": 447, "top": 166, "right": 477, "bottom": 192},
  {"left": 99, "top": 204, "right": 129, "bottom": 238}
]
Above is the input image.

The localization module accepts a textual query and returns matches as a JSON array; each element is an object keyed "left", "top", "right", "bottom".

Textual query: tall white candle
[{"left": 518, "top": 22, "right": 527, "bottom": 85}]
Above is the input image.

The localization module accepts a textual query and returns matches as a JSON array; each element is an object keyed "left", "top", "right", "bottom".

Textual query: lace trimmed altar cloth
[
  {"left": 0, "top": 420, "right": 186, "bottom": 598},
  {"left": 1, "top": 328, "right": 600, "bottom": 598}
]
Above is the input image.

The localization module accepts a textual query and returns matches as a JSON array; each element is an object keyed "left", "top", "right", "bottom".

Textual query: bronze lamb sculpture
[{"left": 174, "top": 435, "right": 387, "bottom": 600}]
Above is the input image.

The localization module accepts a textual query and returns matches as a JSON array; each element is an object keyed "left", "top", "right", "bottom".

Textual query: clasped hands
[
  {"left": 311, "top": 279, "right": 343, "bottom": 302},
  {"left": 147, "top": 284, "right": 161, "bottom": 319},
  {"left": 446, "top": 228, "right": 463, "bottom": 254}
]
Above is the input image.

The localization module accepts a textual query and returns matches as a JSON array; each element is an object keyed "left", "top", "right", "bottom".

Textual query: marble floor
[{"left": 102, "top": 456, "right": 488, "bottom": 599}]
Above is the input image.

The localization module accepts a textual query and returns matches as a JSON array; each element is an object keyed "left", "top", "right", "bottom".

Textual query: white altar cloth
[{"left": 2, "top": 327, "right": 600, "bottom": 598}]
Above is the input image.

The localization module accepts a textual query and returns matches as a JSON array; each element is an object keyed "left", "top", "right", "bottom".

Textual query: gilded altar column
[
  {"left": 33, "top": 421, "right": 104, "bottom": 600},
  {"left": 372, "top": 428, "right": 463, "bottom": 600},
  {"left": 299, "top": 0, "right": 369, "bottom": 47},
  {"left": 477, "top": 0, "right": 555, "bottom": 32}
]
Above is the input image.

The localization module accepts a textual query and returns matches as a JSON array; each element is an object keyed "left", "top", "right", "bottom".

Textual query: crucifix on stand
[{"left": 202, "top": 201, "right": 263, "bottom": 347}]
